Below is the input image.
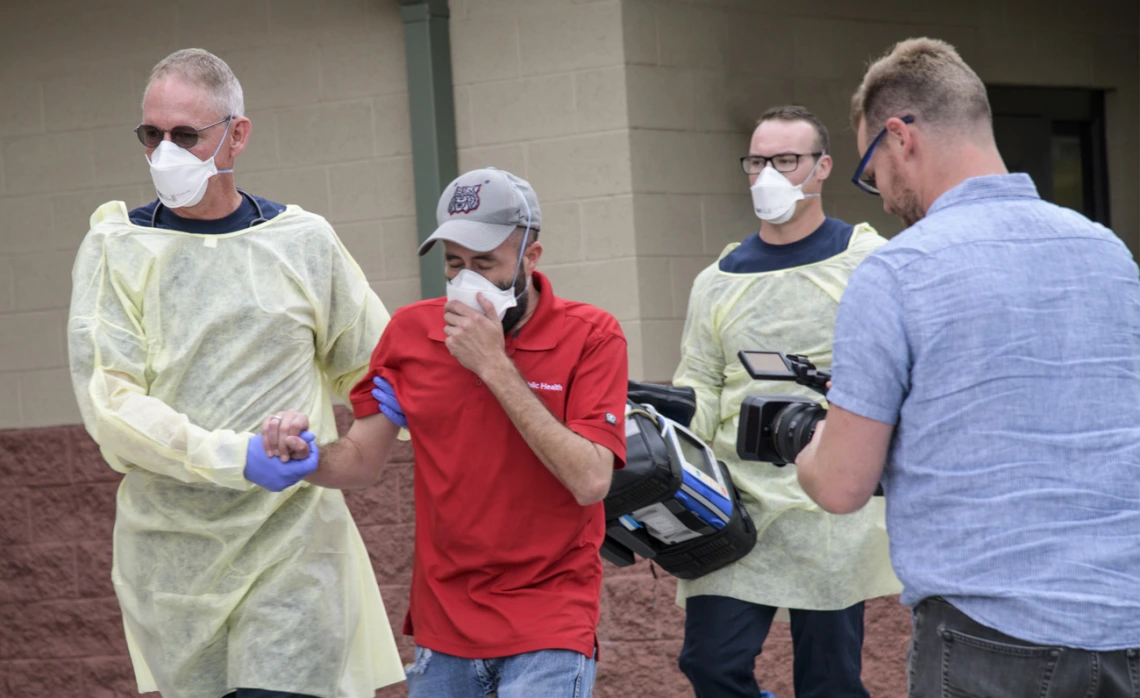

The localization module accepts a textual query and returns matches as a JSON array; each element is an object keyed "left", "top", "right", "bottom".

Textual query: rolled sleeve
[
  {"left": 828, "top": 256, "right": 911, "bottom": 426},
  {"left": 348, "top": 332, "right": 393, "bottom": 420},
  {"left": 565, "top": 330, "right": 629, "bottom": 467}
]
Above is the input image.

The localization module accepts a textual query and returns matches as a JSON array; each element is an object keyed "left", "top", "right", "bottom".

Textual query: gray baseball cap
[{"left": 418, "top": 167, "right": 542, "bottom": 256}]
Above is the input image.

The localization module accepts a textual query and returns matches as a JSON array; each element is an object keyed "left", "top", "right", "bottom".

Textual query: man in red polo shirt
[{"left": 262, "top": 167, "right": 628, "bottom": 697}]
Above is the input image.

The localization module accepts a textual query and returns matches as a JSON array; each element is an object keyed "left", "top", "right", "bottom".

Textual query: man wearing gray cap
[{"left": 263, "top": 168, "right": 629, "bottom": 697}]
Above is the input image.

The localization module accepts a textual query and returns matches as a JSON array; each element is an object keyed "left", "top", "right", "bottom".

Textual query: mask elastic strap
[
  {"left": 797, "top": 152, "right": 826, "bottom": 189},
  {"left": 212, "top": 116, "right": 236, "bottom": 174},
  {"left": 506, "top": 181, "right": 532, "bottom": 300}
]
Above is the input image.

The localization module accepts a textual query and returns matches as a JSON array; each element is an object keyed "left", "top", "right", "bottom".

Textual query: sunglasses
[{"left": 134, "top": 116, "right": 233, "bottom": 149}]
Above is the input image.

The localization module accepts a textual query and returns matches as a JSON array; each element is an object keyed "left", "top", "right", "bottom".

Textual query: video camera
[{"left": 735, "top": 351, "right": 830, "bottom": 466}]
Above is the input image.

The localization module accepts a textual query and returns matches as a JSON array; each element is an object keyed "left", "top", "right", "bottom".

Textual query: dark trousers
[
  {"left": 221, "top": 690, "right": 319, "bottom": 698},
  {"left": 679, "top": 595, "right": 870, "bottom": 698},
  {"left": 909, "top": 597, "right": 1140, "bottom": 698}
]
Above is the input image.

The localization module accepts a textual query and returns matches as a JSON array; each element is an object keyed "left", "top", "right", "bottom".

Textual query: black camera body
[{"left": 735, "top": 351, "right": 830, "bottom": 466}]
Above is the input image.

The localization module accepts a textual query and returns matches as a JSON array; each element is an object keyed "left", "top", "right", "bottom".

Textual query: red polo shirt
[{"left": 349, "top": 272, "right": 628, "bottom": 659}]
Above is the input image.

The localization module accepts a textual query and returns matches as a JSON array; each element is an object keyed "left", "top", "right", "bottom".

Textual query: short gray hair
[{"left": 143, "top": 48, "right": 245, "bottom": 118}]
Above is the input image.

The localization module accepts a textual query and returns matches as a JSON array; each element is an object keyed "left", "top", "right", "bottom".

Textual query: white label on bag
[{"left": 632, "top": 503, "right": 703, "bottom": 544}]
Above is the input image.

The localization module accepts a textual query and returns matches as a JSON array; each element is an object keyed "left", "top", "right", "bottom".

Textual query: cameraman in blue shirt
[{"left": 796, "top": 37, "right": 1140, "bottom": 697}]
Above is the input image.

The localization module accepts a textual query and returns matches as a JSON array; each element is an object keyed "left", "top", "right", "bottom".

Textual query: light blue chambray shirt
[{"left": 829, "top": 174, "right": 1140, "bottom": 650}]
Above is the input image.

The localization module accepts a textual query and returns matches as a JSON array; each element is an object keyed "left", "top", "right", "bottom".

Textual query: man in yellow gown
[
  {"left": 673, "top": 106, "right": 901, "bottom": 698},
  {"left": 67, "top": 48, "right": 404, "bottom": 698}
]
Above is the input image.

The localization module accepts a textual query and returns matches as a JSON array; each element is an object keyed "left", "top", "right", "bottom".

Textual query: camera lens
[{"left": 771, "top": 402, "right": 826, "bottom": 464}]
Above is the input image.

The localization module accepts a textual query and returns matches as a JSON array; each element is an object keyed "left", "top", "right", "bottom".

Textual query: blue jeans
[
  {"left": 679, "top": 595, "right": 870, "bottom": 698},
  {"left": 405, "top": 645, "right": 597, "bottom": 698}
]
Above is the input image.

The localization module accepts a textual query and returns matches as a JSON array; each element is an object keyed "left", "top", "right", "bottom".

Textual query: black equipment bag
[
  {"left": 601, "top": 401, "right": 757, "bottom": 579},
  {"left": 603, "top": 402, "right": 684, "bottom": 520},
  {"left": 642, "top": 465, "right": 756, "bottom": 579}
]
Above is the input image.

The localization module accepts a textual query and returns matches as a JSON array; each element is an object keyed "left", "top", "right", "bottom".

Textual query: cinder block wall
[
  {"left": 448, "top": 0, "right": 646, "bottom": 375},
  {"left": 4, "top": 0, "right": 1133, "bottom": 694},
  {"left": 623, "top": 0, "right": 1140, "bottom": 381},
  {"left": 0, "top": 0, "right": 420, "bottom": 430}
]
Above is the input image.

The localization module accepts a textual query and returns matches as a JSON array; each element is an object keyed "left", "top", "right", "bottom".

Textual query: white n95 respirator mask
[
  {"left": 146, "top": 120, "right": 234, "bottom": 209},
  {"left": 750, "top": 156, "right": 824, "bottom": 225},
  {"left": 446, "top": 269, "right": 519, "bottom": 320}
]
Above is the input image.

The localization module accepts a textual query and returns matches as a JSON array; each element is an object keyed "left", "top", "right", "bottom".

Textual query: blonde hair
[
  {"left": 851, "top": 38, "right": 990, "bottom": 136},
  {"left": 143, "top": 48, "right": 245, "bottom": 118}
]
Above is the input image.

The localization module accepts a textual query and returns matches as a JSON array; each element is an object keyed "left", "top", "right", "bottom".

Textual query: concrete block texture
[
  {"left": 528, "top": 133, "right": 634, "bottom": 201},
  {"left": 543, "top": 257, "right": 641, "bottom": 321},
  {"left": 450, "top": 17, "right": 522, "bottom": 86},
  {"left": 656, "top": 3, "right": 728, "bottom": 70},
  {"left": 0, "top": 312, "right": 66, "bottom": 374},
  {"left": 517, "top": 2, "right": 625, "bottom": 76},
  {"left": 0, "top": 0, "right": 417, "bottom": 428},
  {"left": 42, "top": 69, "right": 138, "bottom": 134},
  {"left": 458, "top": 143, "right": 529, "bottom": 179},
  {"left": 470, "top": 75, "right": 578, "bottom": 145},
  {"left": 328, "top": 157, "right": 416, "bottom": 223},
  {"left": 0, "top": 259, "right": 12, "bottom": 313},
  {"left": 370, "top": 278, "right": 423, "bottom": 314},
  {"left": 0, "top": 0, "right": 1135, "bottom": 421},
  {"left": 277, "top": 101, "right": 377, "bottom": 168},
  {"left": 12, "top": 252, "right": 74, "bottom": 313},
  {"left": 581, "top": 195, "right": 638, "bottom": 261},
  {"left": 633, "top": 193, "right": 704, "bottom": 257},
  {"left": 319, "top": 32, "right": 408, "bottom": 102},
  {"left": 0, "top": 374, "right": 20, "bottom": 432},
  {"left": 0, "top": 79, "right": 45, "bottom": 138},
  {"left": 575, "top": 67, "right": 629, "bottom": 134},
  {"left": 635, "top": 257, "right": 675, "bottom": 320},
  {"left": 373, "top": 93, "right": 414, "bottom": 159},
  {"left": 90, "top": 126, "right": 156, "bottom": 190},
  {"left": 535, "top": 201, "right": 586, "bottom": 265},
  {"left": 2, "top": 131, "right": 94, "bottom": 197},
  {"left": 19, "top": 368, "right": 82, "bottom": 429},
  {"left": 50, "top": 187, "right": 151, "bottom": 253},
  {"left": 621, "top": 0, "right": 1137, "bottom": 379}
]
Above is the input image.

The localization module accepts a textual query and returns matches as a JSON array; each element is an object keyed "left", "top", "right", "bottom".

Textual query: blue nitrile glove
[
  {"left": 244, "top": 430, "right": 320, "bottom": 491},
  {"left": 372, "top": 376, "right": 407, "bottom": 428}
]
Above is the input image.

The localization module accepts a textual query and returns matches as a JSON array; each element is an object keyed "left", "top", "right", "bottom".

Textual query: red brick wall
[{"left": 0, "top": 415, "right": 912, "bottom": 698}]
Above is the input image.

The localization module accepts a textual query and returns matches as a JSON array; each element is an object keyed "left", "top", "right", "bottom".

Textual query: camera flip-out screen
[{"left": 738, "top": 350, "right": 796, "bottom": 380}]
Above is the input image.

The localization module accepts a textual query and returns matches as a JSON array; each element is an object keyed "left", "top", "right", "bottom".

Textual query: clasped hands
[
  {"left": 243, "top": 411, "right": 319, "bottom": 492},
  {"left": 243, "top": 377, "right": 407, "bottom": 491},
  {"left": 243, "top": 297, "right": 500, "bottom": 492}
]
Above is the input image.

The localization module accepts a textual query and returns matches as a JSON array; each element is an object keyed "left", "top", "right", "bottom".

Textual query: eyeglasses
[
  {"left": 851, "top": 114, "right": 915, "bottom": 195},
  {"left": 134, "top": 116, "right": 233, "bottom": 149},
  {"left": 739, "top": 152, "right": 822, "bottom": 175}
]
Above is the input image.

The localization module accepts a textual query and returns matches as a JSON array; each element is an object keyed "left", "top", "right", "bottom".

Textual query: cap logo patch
[{"left": 448, "top": 183, "right": 482, "bottom": 215}]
